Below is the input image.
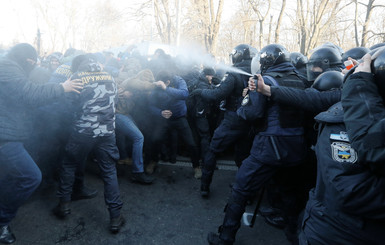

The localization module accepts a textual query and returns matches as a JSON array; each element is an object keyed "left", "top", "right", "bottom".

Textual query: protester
[{"left": 0, "top": 43, "right": 82, "bottom": 244}]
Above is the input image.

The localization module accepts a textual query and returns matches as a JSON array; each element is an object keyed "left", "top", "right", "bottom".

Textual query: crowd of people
[{"left": 0, "top": 40, "right": 385, "bottom": 245}]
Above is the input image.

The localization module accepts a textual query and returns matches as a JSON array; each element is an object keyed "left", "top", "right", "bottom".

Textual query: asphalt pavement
[{"left": 10, "top": 159, "right": 290, "bottom": 245}]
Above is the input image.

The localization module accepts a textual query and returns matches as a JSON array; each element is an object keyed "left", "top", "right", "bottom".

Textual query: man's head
[
  {"left": 307, "top": 47, "right": 342, "bottom": 82},
  {"left": 342, "top": 47, "right": 370, "bottom": 62},
  {"left": 372, "top": 48, "right": 385, "bottom": 98},
  {"left": 155, "top": 70, "right": 173, "bottom": 86},
  {"left": 203, "top": 67, "right": 215, "bottom": 83},
  {"left": 259, "top": 44, "right": 290, "bottom": 73},
  {"left": 230, "top": 44, "right": 252, "bottom": 65},
  {"left": 7, "top": 43, "right": 38, "bottom": 75},
  {"left": 290, "top": 52, "right": 308, "bottom": 69},
  {"left": 311, "top": 71, "right": 343, "bottom": 91}
]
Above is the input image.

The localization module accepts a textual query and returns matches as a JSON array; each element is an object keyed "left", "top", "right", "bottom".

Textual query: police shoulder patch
[
  {"left": 241, "top": 94, "right": 249, "bottom": 106},
  {"left": 330, "top": 141, "right": 357, "bottom": 163}
]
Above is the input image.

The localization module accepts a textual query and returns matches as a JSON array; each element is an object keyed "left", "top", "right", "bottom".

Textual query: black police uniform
[
  {"left": 200, "top": 59, "right": 252, "bottom": 192},
  {"left": 300, "top": 72, "right": 385, "bottom": 245},
  {"left": 208, "top": 62, "right": 306, "bottom": 244}
]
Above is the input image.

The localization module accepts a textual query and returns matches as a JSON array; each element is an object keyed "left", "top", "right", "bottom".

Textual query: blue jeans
[
  {"left": 0, "top": 142, "right": 42, "bottom": 226},
  {"left": 57, "top": 133, "right": 123, "bottom": 218},
  {"left": 115, "top": 114, "right": 144, "bottom": 173}
]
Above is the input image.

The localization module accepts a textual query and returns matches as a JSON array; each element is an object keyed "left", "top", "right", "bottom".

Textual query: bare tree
[
  {"left": 275, "top": 0, "right": 286, "bottom": 43},
  {"left": 248, "top": 0, "right": 271, "bottom": 49},
  {"left": 154, "top": 0, "right": 174, "bottom": 44},
  {"left": 359, "top": 0, "right": 385, "bottom": 47},
  {"left": 296, "top": 0, "right": 345, "bottom": 55},
  {"left": 190, "top": 0, "right": 224, "bottom": 54}
]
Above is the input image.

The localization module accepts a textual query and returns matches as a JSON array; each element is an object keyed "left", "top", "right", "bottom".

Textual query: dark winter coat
[
  {"left": 148, "top": 75, "right": 189, "bottom": 119},
  {"left": 0, "top": 58, "right": 64, "bottom": 142}
]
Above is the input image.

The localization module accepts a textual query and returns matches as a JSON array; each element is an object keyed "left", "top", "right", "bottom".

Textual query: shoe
[
  {"left": 194, "top": 167, "right": 202, "bottom": 179},
  {"left": 71, "top": 186, "right": 98, "bottom": 201},
  {"left": 207, "top": 232, "right": 233, "bottom": 245},
  {"left": 131, "top": 172, "right": 154, "bottom": 184},
  {"left": 259, "top": 208, "right": 287, "bottom": 229},
  {"left": 0, "top": 225, "right": 16, "bottom": 244},
  {"left": 118, "top": 158, "right": 132, "bottom": 165},
  {"left": 145, "top": 161, "right": 157, "bottom": 174},
  {"left": 52, "top": 201, "right": 71, "bottom": 219},
  {"left": 109, "top": 215, "right": 125, "bottom": 234},
  {"left": 200, "top": 184, "right": 210, "bottom": 198}
]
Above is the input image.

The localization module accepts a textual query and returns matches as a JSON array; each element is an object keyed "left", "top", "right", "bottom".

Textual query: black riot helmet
[
  {"left": 311, "top": 71, "right": 343, "bottom": 91},
  {"left": 307, "top": 47, "right": 342, "bottom": 82},
  {"left": 369, "top": 42, "right": 385, "bottom": 50},
  {"left": 372, "top": 47, "right": 385, "bottom": 98},
  {"left": 229, "top": 44, "right": 251, "bottom": 65},
  {"left": 321, "top": 42, "right": 344, "bottom": 57},
  {"left": 259, "top": 44, "right": 290, "bottom": 73},
  {"left": 342, "top": 47, "right": 370, "bottom": 62},
  {"left": 290, "top": 52, "right": 308, "bottom": 69}
]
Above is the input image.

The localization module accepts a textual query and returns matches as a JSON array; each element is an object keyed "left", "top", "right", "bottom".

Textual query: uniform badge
[
  {"left": 241, "top": 94, "right": 249, "bottom": 106},
  {"left": 331, "top": 141, "right": 357, "bottom": 163}
]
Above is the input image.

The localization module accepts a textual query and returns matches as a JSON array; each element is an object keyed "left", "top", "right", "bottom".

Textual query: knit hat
[{"left": 203, "top": 67, "right": 216, "bottom": 76}]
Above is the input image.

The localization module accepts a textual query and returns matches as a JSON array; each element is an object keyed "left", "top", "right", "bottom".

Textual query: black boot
[
  {"left": 0, "top": 225, "right": 15, "bottom": 244},
  {"left": 52, "top": 201, "right": 71, "bottom": 219},
  {"left": 200, "top": 171, "right": 213, "bottom": 198},
  {"left": 71, "top": 186, "right": 98, "bottom": 201},
  {"left": 131, "top": 172, "right": 154, "bottom": 185},
  {"left": 200, "top": 184, "right": 210, "bottom": 198},
  {"left": 207, "top": 232, "right": 233, "bottom": 245},
  {"left": 109, "top": 215, "right": 125, "bottom": 234}
]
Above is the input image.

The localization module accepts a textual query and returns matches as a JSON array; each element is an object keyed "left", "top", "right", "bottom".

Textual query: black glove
[{"left": 189, "top": 89, "right": 203, "bottom": 97}]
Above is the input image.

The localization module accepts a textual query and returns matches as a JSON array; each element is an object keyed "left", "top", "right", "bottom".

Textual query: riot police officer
[
  {"left": 207, "top": 44, "right": 306, "bottom": 245},
  {"left": 299, "top": 51, "right": 385, "bottom": 245},
  {"left": 307, "top": 47, "right": 343, "bottom": 84},
  {"left": 191, "top": 44, "right": 254, "bottom": 197}
]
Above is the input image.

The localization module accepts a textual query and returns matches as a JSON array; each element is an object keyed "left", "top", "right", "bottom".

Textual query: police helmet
[
  {"left": 369, "top": 42, "right": 385, "bottom": 50},
  {"left": 311, "top": 71, "right": 343, "bottom": 91},
  {"left": 372, "top": 47, "right": 385, "bottom": 97},
  {"left": 259, "top": 44, "right": 290, "bottom": 73},
  {"left": 342, "top": 47, "right": 370, "bottom": 62},
  {"left": 307, "top": 47, "right": 342, "bottom": 81},
  {"left": 321, "top": 42, "right": 344, "bottom": 56},
  {"left": 230, "top": 44, "right": 251, "bottom": 65},
  {"left": 290, "top": 52, "right": 308, "bottom": 69}
]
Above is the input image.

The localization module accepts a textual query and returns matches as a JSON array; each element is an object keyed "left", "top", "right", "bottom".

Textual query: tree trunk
[{"left": 275, "top": 0, "right": 286, "bottom": 43}]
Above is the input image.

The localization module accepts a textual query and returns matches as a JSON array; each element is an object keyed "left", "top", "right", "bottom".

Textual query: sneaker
[
  {"left": 52, "top": 201, "right": 71, "bottom": 219},
  {"left": 194, "top": 167, "right": 202, "bottom": 179},
  {"left": 145, "top": 161, "right": 157, "bottom": 174},
  {"left": 207, "top": 232, "right": 233, "bottom": 245},
  {"left": 109, "top": 215, "right": 125, "bottom": 234},
  {"left": 200, "top": 184, "right": 210, "bottom": 198},
  {"left": 71, "top": 186, "right": 98, "bottom": 201},
  {"left": 0, "top": 225, "right": 16, "bottom": 244},
  {"left": 131, "top": 172, "right": 154, "bottom": 184}
]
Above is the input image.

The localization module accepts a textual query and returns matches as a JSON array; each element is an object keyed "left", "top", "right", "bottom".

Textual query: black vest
[{"left": 264, "top": 71, "right": 305, "bottom": 128}]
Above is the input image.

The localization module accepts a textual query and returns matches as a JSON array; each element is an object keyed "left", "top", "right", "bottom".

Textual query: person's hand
[
  {"left": 189, "top": 89, "right": 203, "bottom": 97},
  {"left": 255, "top": 74, "right": 271, "bottom": 97},
  {"left": 354, "top": 53, "right": 372, "bottom": 74},
  {"left": 61, "top": 78, "right": 83, "bottom": 94},
  {"left": 121, "top": 90, "right": 133, "bottom": 98},
  {"left": 154, "top": 81, "right": 167, "bottom": 90},
  {"left": 242, "top": 87, "right": 249, "bottom": 97},
  {"left": 342, "top": 57, "right": 359, "bottom": 74},
  {"left": 161, "top": 110, "right": 172, "bottom": 119},
  {"left": 248, "top": 77, "right": 256, "bottom": 91}
]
